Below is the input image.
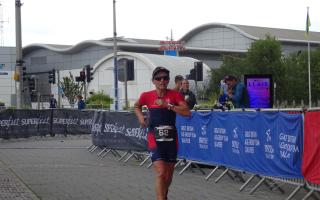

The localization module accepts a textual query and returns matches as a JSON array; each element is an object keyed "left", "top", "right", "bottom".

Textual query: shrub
[{"left": 86, "top": 92, "right": 113, "bottom": 109}]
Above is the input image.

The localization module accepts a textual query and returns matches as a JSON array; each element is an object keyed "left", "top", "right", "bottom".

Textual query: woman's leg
[
  {"left": 153, "top": 160, "right": 167, "bottom": 200},
  {"left": 164, "top": 162, "right": 175, "bottom": 199}
]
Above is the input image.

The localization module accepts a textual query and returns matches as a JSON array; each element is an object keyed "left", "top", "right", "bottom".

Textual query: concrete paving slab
[{"left": 0, "top": 135, "right": 310, "bottom": 200}]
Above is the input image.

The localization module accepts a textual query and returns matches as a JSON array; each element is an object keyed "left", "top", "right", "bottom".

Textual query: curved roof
[
  {"left": 22, "top": 22, "right": 320, "bottom": 56},
  {"left": 87, "top": 52, "right": 211, "bottom": 90},
  {"left": 180, "top": 22, "right": 320, "bottom": 44},
  {"left": 93, "top": 51, "right": 210, "bottom": 76},
  {"left": 22, "top": 38, "right": 160, "bottom": 55}
]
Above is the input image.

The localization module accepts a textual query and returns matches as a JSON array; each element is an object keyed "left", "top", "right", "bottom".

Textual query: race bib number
[{"left": 154, "top": 126, "right": 176, "bottom": 142}]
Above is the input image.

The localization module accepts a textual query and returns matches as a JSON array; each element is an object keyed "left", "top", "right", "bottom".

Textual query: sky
[{"left": 0, "top": 0, "right": 319, "bottom": 47}]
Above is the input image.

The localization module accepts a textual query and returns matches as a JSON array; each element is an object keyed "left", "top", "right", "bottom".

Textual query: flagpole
[
  {"left": 308, "top": 36, "right": 311, "bottom": 108},
  {"left": 113, "top": 0, "right": 119, "bottom": 111},
  {"left": 307, "top": 7, "right": 312, "bottom": 108}
]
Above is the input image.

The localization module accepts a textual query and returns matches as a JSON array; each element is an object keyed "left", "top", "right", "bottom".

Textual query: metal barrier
[
  {"left": 248, "top": 176, "right": 306, "bottom": 200},
  {"left": 87, "top": 144, "right": 151, "bottom": 167},
  {"left": 176, "top": 108, "right": 307, "bottom": 199},
  {"left": 302, "top": 182, "right": 320, "bottom": 200},
  {"left": 176, "top": 160, "right": 206, "bottom": 176},
  {"left": 87, "top": 108, "right": 320, "bottom": 200}
]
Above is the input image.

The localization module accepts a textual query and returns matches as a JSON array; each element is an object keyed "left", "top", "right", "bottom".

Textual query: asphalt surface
[{"left": 0, "top": 135, "right": 312, "bottom": 200}]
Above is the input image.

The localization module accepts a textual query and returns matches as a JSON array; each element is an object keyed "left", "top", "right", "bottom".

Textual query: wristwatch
[{"left": 168, "top": 103, "right": 174, "bottom": 110}]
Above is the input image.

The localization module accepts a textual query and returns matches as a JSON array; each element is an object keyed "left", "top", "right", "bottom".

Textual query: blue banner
[{"left": 176, "top": 111, "right": 303, "bottom": 178}]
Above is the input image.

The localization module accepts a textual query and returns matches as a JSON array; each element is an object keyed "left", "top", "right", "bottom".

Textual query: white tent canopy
[{"left": 88, "top": 52, "right": 210, "bottom": 108}]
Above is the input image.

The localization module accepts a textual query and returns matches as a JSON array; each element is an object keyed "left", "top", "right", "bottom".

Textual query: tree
[
  {"left": 60, "top": 72, "right": 84, "bottom": 106},
  {"left": 280, "top": 52, "right": 308, "bottom": 101},
  {"left": 206, "top": 35, "right": 284, "bottom": 102},
  {"left": 281, "top": 48, "right": 320, "bottom": 103},
  {"left": 207, "top": 54, "right": 248, "bottom": 98},
  {"left": 86, "top": 92, "right": 113, "bottom": 109},
  {"left": 206, "top": 34, "right": 320, "bottom": 106},
  {"left": 246, "top": 35, "right": 283, "bottom": 74},
  {"left": 310, "top": 48, "right": 320, "bottom": 102}
]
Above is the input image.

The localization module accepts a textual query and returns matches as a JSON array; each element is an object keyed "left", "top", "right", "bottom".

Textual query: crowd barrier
[
  {"left": 88, "top": 108, "right": 319, "bottom": 199},
  {"left": 1, "top": 108, "right": 319, "bottom": 199},
  {"left": 174, "top": 110, "right": 310, "bottom": 200},
  {"left": 0, "top": 109, "right": 94, "bottom": 138},
  {"left": 176, "top": 111, "right": 303, "bottom": 178},
  {"left": 90, "top": 110, "right": 147, "bottom": 152},
  {"left": 302, "top": 110, "right": 320, "bottom": 199},
  {"left": 303, "top": 110, "right": 320, "bottom": 185}
]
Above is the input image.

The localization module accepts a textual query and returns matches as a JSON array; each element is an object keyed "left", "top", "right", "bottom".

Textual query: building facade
[
  {"left": 3, "top": 22, "right": 320, "bottom": 107},
  {"left": 0, "top": 47, "right": 16, "bottom": 106}
]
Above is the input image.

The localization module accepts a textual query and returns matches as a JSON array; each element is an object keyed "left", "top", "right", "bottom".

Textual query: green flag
[{"left": 306, "top": 9, "right": 311, "bottom": 37}]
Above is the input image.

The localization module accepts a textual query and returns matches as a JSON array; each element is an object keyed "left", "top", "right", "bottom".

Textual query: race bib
[{"left": 154, "top": 126, "right": 176, "bottom": 142}]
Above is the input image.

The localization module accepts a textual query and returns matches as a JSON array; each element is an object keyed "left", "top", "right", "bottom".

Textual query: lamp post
[
  {"left": 113, "top": 0, "right": 119, "bottom": 110},
  {"left": 15, "top": 0, "right": 23, "bottom": 108}
]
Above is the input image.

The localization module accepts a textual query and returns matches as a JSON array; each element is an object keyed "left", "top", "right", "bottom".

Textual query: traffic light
[
  {"left": 29, "top": 77, "right": 36, "bottom": 91},
  {"left": 85, "top": 65, "right": 93, "bottom": 82},
  {"left": 186, "top": 61, "right": 203, "bottom": 81},
  {"left": 194, "top": 61, "right": 203, "bottom": 81},
  {"left": 79, "top": 70, "right": 86, "bottom": 82},
  {"left": 16, "top": 59, "right": 24, "bottom": 66},
  {"left": 22, "top": 66, "right": 27, "bottom": 81},
  {"left": 118, "top": 59, "right": 134, "bottom": 82},
  {"left": 126, "top": 59, "right": 134, "bottom": 81},
  {"left": 187, "top": 68, "right": 196, "bottom": 80},
  {"left": 48, "top": 69, "right": 56, "bottom": 84}
]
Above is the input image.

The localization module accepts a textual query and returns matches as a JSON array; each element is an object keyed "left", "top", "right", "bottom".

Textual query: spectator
[
  {"left": 224, "top": 75, "right": 250, "bottom": 108},
  {"left": 0, "top": 100, "right": 5, "bottom": 110},
  {"left": 49, "top": 94, "right": 57, "bottom": 108},
  {"left": 180, "top": 79, "right": 197, "bottom": 109},
  {"left": 217, "top": 79, "right": 229, "bottom": 106},
  {"left": 173, "top": 75, "right": 183, "bottom": 91},
  {"left": 76, "top": 95, "right": 86, "bottom": 110}
]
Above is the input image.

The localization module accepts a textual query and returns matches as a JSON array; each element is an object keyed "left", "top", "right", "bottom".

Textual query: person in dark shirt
[
  {"left": 224, "top": 75, "right": 250, "bottom": 108},
  {"left": 134, "top": 67, "right": 191, "bottom": 200},
  {"left": 76, "top": 95, "right": 86, "bottom": 110},
  {"left": 173, "top": 75, "right": 183, "bottom": 91},
  {"left": 49, "top": 94, "right": 57, "bottom": 108},
  {"left": 180, "top": 79, "right": 197, "bottom": 110}
]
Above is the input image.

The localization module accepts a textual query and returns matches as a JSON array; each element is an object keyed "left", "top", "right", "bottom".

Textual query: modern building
[
  {"left": 3, "top": 22, "right": 320, "bottom": 107},
  {"left": 0, "top": 47, "right": 16, "bottom": 106}
]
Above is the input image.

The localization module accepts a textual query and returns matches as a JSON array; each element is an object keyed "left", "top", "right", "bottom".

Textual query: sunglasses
[{"left": 154, "top": 76, "right": 169, "bottom": 81}]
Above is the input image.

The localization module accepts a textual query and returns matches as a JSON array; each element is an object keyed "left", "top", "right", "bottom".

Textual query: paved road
[{"left": 0, "top": 135, "right": 309, "bottom": 200}]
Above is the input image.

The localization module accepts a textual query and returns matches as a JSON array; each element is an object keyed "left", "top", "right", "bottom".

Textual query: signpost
[
  {"left": 159, "top": 40, "right": 185, "bottom": 56},
  {"left": 15, "top": 0, "right": 23, "bottom": 108}
]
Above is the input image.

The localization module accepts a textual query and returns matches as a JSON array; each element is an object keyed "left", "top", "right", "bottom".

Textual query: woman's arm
[
  {"left": 134, "top": 100, "right": 147, "bottom": 127},
  {"left": 167, "top": 101, "right": 191, "bottom": 117}
]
